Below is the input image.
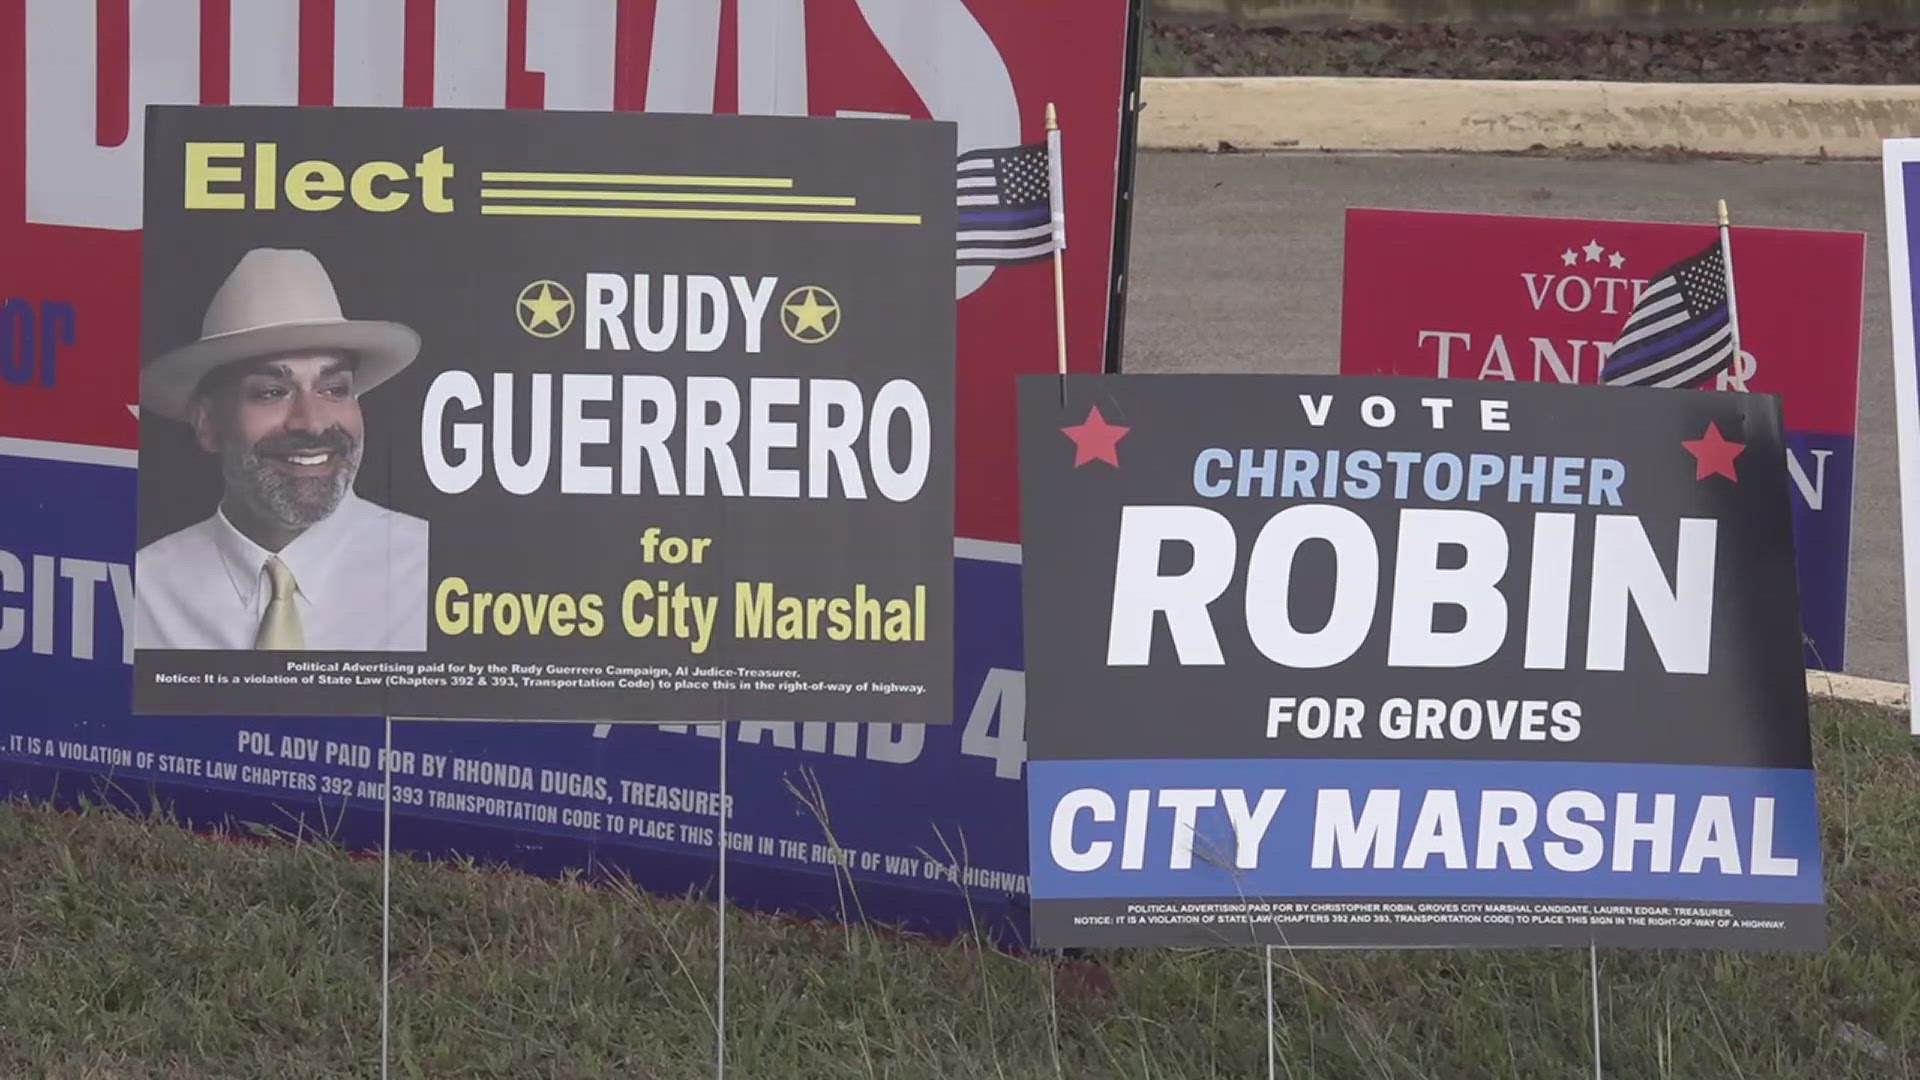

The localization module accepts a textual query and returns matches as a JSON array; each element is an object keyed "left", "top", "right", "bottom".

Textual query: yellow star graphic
[
  {"left": 781, "top": 286, "right": 840, "bottom": 343},
  {"left": 517, "top": 280, "right": 574, "bottom": 338}
]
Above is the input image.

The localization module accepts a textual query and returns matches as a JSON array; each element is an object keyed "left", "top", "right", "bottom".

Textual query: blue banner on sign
[
  {"left": 0, "top": 450, "right": 1033, "bottom": 940},
  {"left": 1028, "top": 758, "right": 1824, "bottom": 906}
]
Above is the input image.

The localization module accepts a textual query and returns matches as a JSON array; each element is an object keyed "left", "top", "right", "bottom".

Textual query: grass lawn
[{"left": 2, "top": 697, "right": 1917, "bottom": 1078}]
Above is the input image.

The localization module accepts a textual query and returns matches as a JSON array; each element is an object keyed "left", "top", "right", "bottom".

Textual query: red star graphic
[
  {"left": 1060, "top": 405, "right": 1130, "bottom": 468},
  {"left": 1682, "top": 420, "right": 1745, "bottom": 482}
]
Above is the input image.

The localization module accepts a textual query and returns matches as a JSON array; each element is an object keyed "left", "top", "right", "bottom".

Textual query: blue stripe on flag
[
  {"left": 1603, "top": 306, "right": 1730, "bottom": 378},
  {"left": 958, "top": 207, "right": 1051, "bottom": 228}
]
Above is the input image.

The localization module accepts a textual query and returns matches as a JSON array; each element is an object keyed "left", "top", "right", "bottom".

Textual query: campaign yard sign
[
  {"left": 2, "top": 0, "right": 1138, "bottom": 945},
  {"left": 131, "top": 105, "right": 954, "bottom": 723},
  {"left": 1018, "top": 373, "right": 1826, "bottom": 951},
  {"left": 1881, "top": 140, "right": 1920, "bottom": 739},
  {"left": 1341, "top": 208, "right": 1864, "bottom": 674}
]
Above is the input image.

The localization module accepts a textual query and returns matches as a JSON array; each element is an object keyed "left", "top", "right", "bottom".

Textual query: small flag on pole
[
  {"left": 1600, "top": 239, "right": 1738, "bottom": 389},
  {"left": 956, "top": 141, "right": 1059, "bottom": 266}
]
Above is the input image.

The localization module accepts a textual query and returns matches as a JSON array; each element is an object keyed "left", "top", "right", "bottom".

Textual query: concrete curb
[
  {"left": 1144, "top": 0, "right": 1920, "bottom": 27},
  {"left": 1138, "top": 77, "right": 1920, "bottom": 159},
  {"left": 1805, "top": 669, "right": 1910, "bottom": 710}
]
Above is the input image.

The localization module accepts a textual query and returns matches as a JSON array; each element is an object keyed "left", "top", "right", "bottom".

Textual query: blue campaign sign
[{"left": 0, "top": 447, "right": 1033, "bottom": 939}]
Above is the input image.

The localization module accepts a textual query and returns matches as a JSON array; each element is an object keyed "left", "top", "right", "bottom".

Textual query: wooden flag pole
[
  {"left": 1047, "top": 102, "right": 1069, "bottom": 401},
  {"left": 1718, "top": 199, "right": 1744, "bottom": 388}
]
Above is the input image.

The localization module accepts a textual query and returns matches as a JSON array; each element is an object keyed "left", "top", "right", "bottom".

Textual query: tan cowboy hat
[{"left": 140, "top": 247, "right": 421, "bottom": 423}]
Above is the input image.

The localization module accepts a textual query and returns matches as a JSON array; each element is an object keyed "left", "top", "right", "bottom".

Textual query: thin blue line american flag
[
  {"left": 1600, "top": 240, "right": 1736, "bottom": 388},
  {"left": 956, "top": 142, "right": 1056, "bottom": 266}
]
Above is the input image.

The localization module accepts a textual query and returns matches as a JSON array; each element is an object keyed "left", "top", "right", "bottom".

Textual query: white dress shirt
[{"left": 134, "top": 492, "right": 429, "bottom": 652}]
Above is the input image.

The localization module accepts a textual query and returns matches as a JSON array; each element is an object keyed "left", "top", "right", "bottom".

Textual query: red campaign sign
[
  {"left": 1340, "top": 206, "right": 1865, "bottom": 671},
  {"left": 1338, "top": 208, "right": 1864, "bottom": 437},
  {"left": 0, "top": 0, "right": 1133, "bottom": 545}
]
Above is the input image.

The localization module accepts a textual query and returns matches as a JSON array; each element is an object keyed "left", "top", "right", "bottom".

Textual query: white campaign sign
[{"left": 1882, "top": 137, "right": 1920, "bottom": 739}]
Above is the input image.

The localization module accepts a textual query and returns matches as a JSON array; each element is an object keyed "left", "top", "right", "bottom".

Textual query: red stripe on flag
[
  {"left": 299, "top": 0, "right": 336, "bottom": 106},
  {"left": 95, "top": 0, "right": 130, "bottom": 147}
]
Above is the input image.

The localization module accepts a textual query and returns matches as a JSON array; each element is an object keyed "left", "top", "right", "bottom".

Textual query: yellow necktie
[{"left": 255, "top": 556, "right": 306, "bottom": 650}]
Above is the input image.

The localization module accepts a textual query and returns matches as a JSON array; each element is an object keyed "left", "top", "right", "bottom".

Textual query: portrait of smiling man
[{"left": 134, "top": 247, "right": 430, "bottom": 653}]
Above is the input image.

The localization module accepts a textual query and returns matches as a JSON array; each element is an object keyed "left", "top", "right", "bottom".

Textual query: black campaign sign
[
  {"left": 1018, "top": 373, "right": 1825, "bottom": 951},
  {"left": 131, "top": 106, "right": 954, "bottom": 723}
]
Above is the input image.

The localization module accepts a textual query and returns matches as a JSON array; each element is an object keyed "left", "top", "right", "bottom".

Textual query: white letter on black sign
[
  {"left": 685, "top": 376, "right": 744, "bottom": 496},
  {"left": 1524, "top": 513, "right": 1577, "bottom": 669},
  {"left": 869, "top": 379, "right": 930, "bottom": 502},
  {"left": 492, "top": 373, "right": 551, "bottom": 496},
  {"left": 809, "top": 379, "right": 865, "bottom": 499},
  {"left": 585, "top": 273, "right": 629, "bottom": 350},
  {"left": 730, "top": 275, "right": 776, "bottom": 354},
  {"left": 686, "top": 275, "right": 728, "bottom": 353},
  {"left": 1113, "top": 507, "right": 1228, "bottom": 664},
  {"left": 561, "top": 374, "right": 614, "bottom": 495},
  {"left": 423, "top": 370, "right": 483, "bottom": 493},
  {"left": 1586, "top": 516, "right": 1716, "bottom": 674},
  {"left": 748, "top": 376, "right": 800, "bottom": 498},
  {"left": 620, "top": 374, "right": 680, "bottom": 495},
  {"left": 1244, "top": 505, "right": 1376, "bottom": 668},
  {"left": 1388, "top": 509, "right": 1509, "bottom": 668},
  {"left": 1107, "top": 506, "right": 1235, "bottom": 666}
]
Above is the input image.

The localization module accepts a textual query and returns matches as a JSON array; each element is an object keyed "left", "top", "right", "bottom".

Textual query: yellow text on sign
[{"left": 184, "top": 142, "right": 456, "bottom": 213}]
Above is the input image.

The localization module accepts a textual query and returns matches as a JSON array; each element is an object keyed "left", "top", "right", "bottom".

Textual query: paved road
[{"left": 1124, "top": 151, "right": 1907, "bottom": 682}]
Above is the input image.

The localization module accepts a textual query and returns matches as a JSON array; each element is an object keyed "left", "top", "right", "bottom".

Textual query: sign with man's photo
[
  {"left": 1017, "top": 373, "right": 1826, "bottom": 952},
  {"left": 131, "top": 105, "right": 956, "bottom": 723}
]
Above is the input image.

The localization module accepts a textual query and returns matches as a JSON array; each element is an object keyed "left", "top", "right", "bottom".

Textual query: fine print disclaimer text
[
  {"left": 1071, "top": 900, "right": 1783, "bottom": 931},
  {"left": 151, "top": 659, "right": 928, "bottom": 697},
  {"left": 4, "top": 733, "right": 1012, "bottom": 891}
]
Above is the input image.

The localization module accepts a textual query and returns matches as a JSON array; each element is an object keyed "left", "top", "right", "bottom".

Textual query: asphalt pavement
[{"left": 1123, "top": 150, "right": 1906, "bottom": 682}]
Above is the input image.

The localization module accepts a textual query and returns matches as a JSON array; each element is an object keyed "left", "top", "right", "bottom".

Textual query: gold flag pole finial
[
  {"left": 1046, "top": 101, "right": 1058, "bottom": 131},
  {"left": 1717, "top": 198, "right": 1730, "bottom": 227}
]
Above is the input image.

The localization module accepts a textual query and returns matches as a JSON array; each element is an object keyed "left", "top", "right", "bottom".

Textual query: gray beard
[{"left": 221, "top": 442, "right": 360, "bottom": 533}]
